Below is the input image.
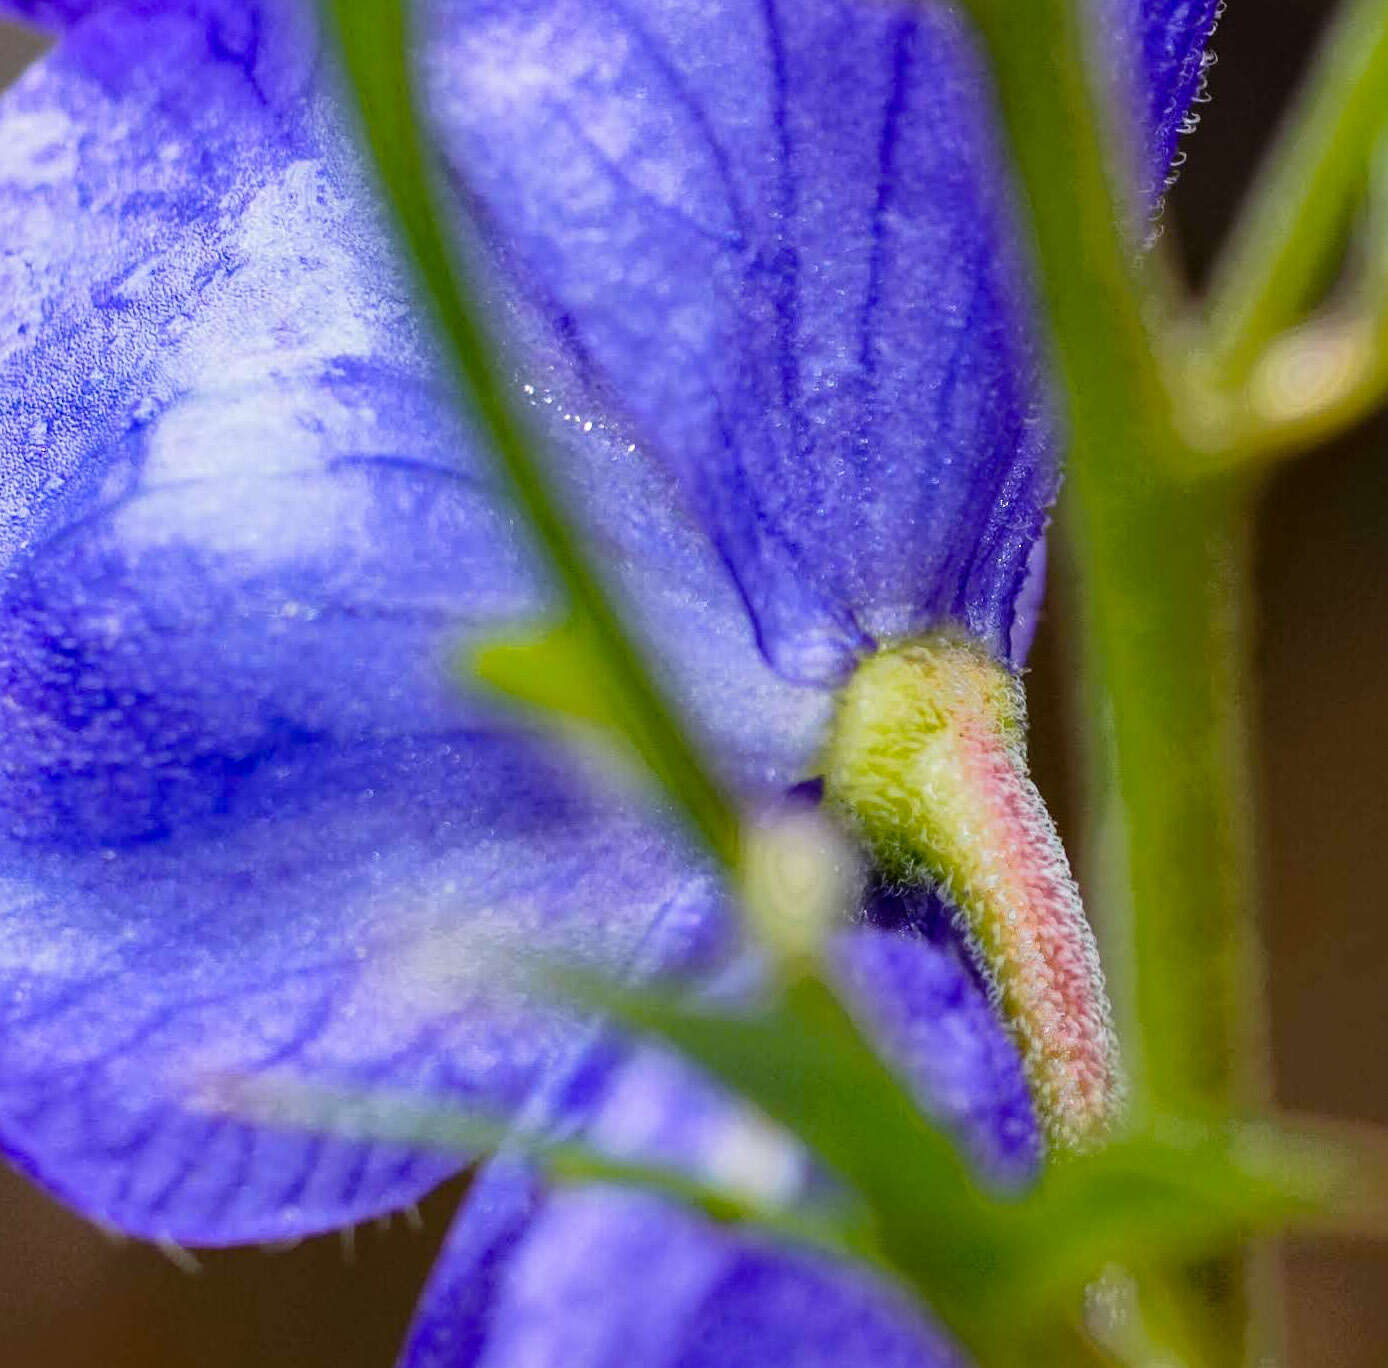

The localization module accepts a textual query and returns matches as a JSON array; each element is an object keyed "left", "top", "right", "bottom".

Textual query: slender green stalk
[
  {"left": 1205, "top": 310, "right": 1388, "bottom": 468},
  {"left": 1201, "top": 0, "right": 1388, "bottom": 387},
  {"left": 319, "top": 0, "right": 741, "bottom": 869},
  {"left": 948, "top": 0, "right": 1270, "bottom": 1359},
  {"left": 1186, "top": 118, "right": 1388, "bottom": 474},
  {"left": 950, "top": 0, "right": 1261, "bottom": 1142}
]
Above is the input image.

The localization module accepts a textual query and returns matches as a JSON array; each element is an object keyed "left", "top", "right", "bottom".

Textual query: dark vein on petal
[
  {"left": 595, "top": 0, "right": 754, "bottom": 239},
  {"left": 759, "top": 0, "right": 802, "bottom": 423},
  {"left": 201, "top": 1122, "right": 256, "bottom": 1231},
  {"left": 548, "top": 101, "right": 744, "bottom": 248},
  {"left": 275, "top": 1132, "right": 326, "bottom": 1210},
  {"left": 857, "top": 17, "right": 915, "bottom": 383},
  {"left": 144, "top": 1114, "right": 226, "bottom": 1221}
]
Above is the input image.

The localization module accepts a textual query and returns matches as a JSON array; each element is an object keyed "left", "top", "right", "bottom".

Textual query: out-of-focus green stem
[
  {"left": 1181, "top": 113, "right": 1388, "bottom": 476},
  {"left": 950, "top": 0, "right": 1262, "bottom": 1142},
  {"left": 319, "top": 0, "right": 742, "bottom": 870},
  {"left": 949, "top": 0, "right": 1270, "bottom": 1360},
  {"left": 1192, "top": 310, "right": 1388, "bottom": 470},
  {"left": 1201, "top": 0, "right": 1388, "bottom": 388}
]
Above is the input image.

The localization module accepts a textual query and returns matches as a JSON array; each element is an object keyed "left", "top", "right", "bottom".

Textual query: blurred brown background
[{"left": 1, "top": 1, "right": 1385, "bottom": 1363}]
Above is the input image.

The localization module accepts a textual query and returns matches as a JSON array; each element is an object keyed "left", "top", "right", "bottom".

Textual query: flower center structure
[{"left": 823, "top": 634, "right": 1119, "bottom": 1150}]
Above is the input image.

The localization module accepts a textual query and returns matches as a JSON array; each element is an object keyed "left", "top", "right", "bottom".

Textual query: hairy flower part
[{"left": 824, "top": 636, "right": 1118, "bottom": 1150}]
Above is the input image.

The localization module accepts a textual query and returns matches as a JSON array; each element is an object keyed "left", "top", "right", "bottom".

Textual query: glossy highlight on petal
[{"left": 823, "top": 635, "right": 1119, "bottom": 1150}]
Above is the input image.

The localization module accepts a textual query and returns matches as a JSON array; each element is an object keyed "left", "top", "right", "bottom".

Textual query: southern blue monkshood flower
[{"left": 0, "top": 0, "right": 1218, "bottom": 1362}]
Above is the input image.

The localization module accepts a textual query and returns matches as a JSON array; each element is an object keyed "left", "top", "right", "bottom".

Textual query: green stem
[
  {"left": 1199, "top": 310, "right": 1388, "bottom": 471},
  {"left": 1070, "top": 483, "right": 1273, "bottom": 1363},
  {"left": 1201, "top": 0, "right": 1388, "bottom": 387},
  {"left": 1184, "top": 117, "right": 1388, "bottom": 474},
  {"left": 319, "top": 0, "right": 742, "bottom": 870},
  {"left": 950, "top": 0, "right": 1260, "bottom": 1138},
  {"left": 949, "top": 0, "right": 1270, "bottom": 1359}
]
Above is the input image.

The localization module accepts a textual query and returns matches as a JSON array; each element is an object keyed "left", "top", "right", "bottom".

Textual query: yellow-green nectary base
[{"left": 823, "top": 633, "right": 1119, "bottom": 1151}]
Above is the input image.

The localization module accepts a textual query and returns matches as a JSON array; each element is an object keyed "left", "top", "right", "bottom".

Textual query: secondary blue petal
[
  {"left": 420, "top": 0, "right": 1219, "bottom": 682},
  {"left": 423, "top": 0, "right": 1044, "bottom": 683},
  {"left": 400, "top": 920, "right": 1032, "bottom": 1368},
  {"left": 0, "top": 4, "right": 817, "bottom": 1242},
  {"left": 406, "top": 1172, "right": 962, "bottom": 1368},
  {"left": 838, "top": 898, "right": 1038, "bottom": 1183}
]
